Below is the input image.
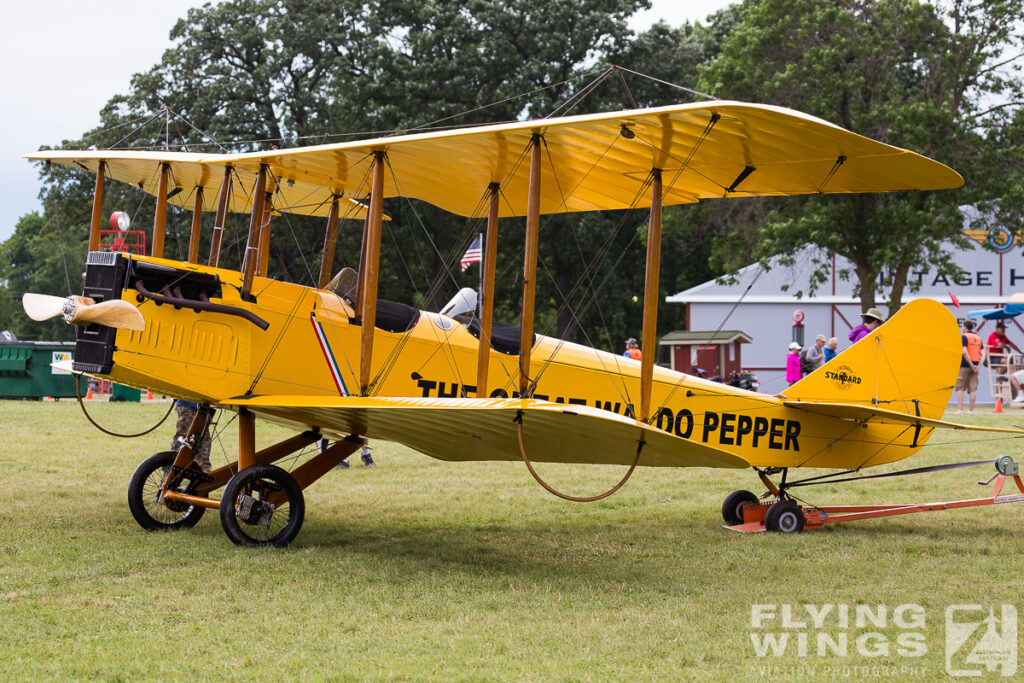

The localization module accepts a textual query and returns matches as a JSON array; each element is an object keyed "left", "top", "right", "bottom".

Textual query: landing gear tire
[
  {"left": 127, "top": 451, "right": 206, "bottom": 531},
  {"left": 220, "top": 464, "right": 304, "bottom": 547},
  {"left": 765, "top": 500, "right": 805, "bottom": 534},
  {"left": 722, "top": 489, "right": 759, "bottom": 525}
]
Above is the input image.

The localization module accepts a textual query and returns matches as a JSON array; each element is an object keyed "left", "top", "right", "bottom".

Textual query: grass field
[{"left": 2, "top": 400, "right": 1023, "bottom": 680}]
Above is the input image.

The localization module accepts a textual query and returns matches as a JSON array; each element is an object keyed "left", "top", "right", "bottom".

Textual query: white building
[{"left": 666, "top": 223, "right": 1021, "bottom": 401}]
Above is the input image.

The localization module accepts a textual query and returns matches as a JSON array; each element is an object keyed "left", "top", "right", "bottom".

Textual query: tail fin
[{"left": 785, "top": 299, "right": 961, "bottom": 420}]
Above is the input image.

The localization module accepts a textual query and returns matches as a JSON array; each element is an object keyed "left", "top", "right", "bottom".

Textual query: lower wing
[{"left": 225, "top": 396, "right": 749, "bottom": 469}]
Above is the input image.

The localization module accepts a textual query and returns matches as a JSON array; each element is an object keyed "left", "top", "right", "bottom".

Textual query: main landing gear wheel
[
  {"left": 765, "top": 500, "right": 805, "bottom": 534},
  {"left": 127, "top": 451, "right": 206, "bottom": 531},
  {"left": 722, "top": 490, "right": 759, "bottom": 525},
  {"left": 220, "top": 464, "right": 304, "bottom": 547}
]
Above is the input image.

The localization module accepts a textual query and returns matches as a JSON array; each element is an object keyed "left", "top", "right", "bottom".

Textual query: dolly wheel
[
  {"left": 127, "top": 451, "right": 205, "bottom": 531},
  {"left": 722, "top": 490, "right": 759, "bottom": 525},
  {"left": 220, "top": 464, "right": 304, "bottom": 547},
  {"left": 765, "top": 500, "right": 805, "bottom": 534}
]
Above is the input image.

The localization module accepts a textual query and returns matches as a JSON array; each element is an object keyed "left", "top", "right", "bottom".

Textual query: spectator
[
  {"left": 624, "top": 337, "right": 642, "bottom": 361},
  {"left": 823, "top": 337, "right": 838, "bottom": 363},
  {"left": 849, "top": 308, "right": 885, "bottom": 344},
  {"left": 987, "top": 321, "right": 1021, "bottom": 369},
  {"left": 786, "top": 342, "right": 802, "bottom": 386},
  {"left": 1010, "top": 369, "right": 1024, "bottom": 405},
  {"left": 801, "top": 334, "right": 827, "bottom": 375},
  {"left": 954, "top": 319, "right": 986, "bottom": 414},
  {"left": 320, "top": 437, "right": 375, "bottom": 468},
  {"left": 171, "top": 400, "right": 212, "bottom": 472}
]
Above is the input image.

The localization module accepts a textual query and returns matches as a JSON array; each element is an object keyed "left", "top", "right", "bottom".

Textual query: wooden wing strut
[
  {"left": 359, "top": 152, "right": 386, "bottom": 394},
  {"left": 317, "top": 196, "right": 341, "bottom": 289},
  {"left": 519, "top": 136, "right": 542, "bottom": 395},
  {"left": 241, "top": 165, "right": 267, "bottom": 298},
  {"left": 476, "top": 183, "right": 500, "bottom": 397},
  {"left": 88, "top": 161, "right": 105, "bottom": 252},
  {"left": 209, "top": 167, "right": 232, "bottom": 268},
  {"left": 152, "top": 163, "right": 169, "bottom": 258},
  {"left": 640, "top": 169, "right": 663, "bottom": 422},
  {"left": 187, "top": 187, "right": 204, "bottom": 263}
]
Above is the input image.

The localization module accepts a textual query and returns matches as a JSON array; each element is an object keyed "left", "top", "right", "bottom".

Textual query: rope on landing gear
[
  {"left": 75, "top": 375, "right": 175, "bottom": 438},
  {"left": 515, "top": 415, "right": 642, "bottom": 502}
]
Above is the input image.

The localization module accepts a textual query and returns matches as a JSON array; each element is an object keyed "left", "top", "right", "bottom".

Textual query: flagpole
[{"left": 477, "top": 231, "right": 483, "bottom": 317}]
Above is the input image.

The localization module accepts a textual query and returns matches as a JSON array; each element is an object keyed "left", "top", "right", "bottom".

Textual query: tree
[
  {"left": 8, "top": 0, "right": 743, "bottom": 350},
  {"left": 698, "top": 0, "right": 1024, "bottom": 313},
  {"left": 0, "top": 213, "right": 85, "bottom": 340}
]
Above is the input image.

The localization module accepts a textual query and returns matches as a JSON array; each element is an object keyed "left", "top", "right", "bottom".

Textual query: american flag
[{"left": 460, "top": 235, "right": 482, "bottom": 272}]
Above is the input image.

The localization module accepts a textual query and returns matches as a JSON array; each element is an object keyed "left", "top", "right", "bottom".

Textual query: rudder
[{"left": 784, "top": 299, "right": 961, "bottom": 420}]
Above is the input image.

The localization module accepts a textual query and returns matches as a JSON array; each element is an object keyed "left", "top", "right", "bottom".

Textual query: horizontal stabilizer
[
  {"left": 225, "top": 395, "right": 750, "bottom": 469},
  {"left": 781, "top": 400, "right": 1024, "bottom": 436}
]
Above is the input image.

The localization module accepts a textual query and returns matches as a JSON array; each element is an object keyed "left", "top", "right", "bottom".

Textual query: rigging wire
[
  {"left": 48, "top": 199, "right": 75, "bottom": 296},
  {"left": 107, "top": 110, "right": 168, "bottom": 149},
  {"left": 545, "top": 66, "right": 618, "bottom": 119},
  {"left": 612, "top": 65, "right": 719, "bottom": 102}
]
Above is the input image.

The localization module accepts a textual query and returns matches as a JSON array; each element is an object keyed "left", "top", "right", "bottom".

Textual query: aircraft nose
[{"left": 22, "top": 293, "right": 145, "bottom": 331}]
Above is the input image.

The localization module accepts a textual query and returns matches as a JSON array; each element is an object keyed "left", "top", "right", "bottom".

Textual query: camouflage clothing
[{"left": 171, "top": 404, "right": 212, "bottom": 472}]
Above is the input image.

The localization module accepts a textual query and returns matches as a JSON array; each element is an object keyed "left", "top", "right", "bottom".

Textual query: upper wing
[
  {"left": 225, "top": 395, "right": 749, "bottom": 469},
  {"left": 28, "top": 101, "right": 962, "bottom": 219}
]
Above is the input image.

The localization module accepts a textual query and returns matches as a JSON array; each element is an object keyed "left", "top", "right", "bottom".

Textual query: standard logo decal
[{"left": 824, "top": 365, "right": 862, "bottom": 390}]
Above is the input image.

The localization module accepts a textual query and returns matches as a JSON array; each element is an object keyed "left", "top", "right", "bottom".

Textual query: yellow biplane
[{"left": 22, "top": 100, "right": 1024, "bottom": 546}]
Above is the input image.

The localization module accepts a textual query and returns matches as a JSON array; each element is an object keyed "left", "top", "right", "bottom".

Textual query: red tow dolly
[{"left": 723, "top": 456, "right": 1024, "bottom": 533}]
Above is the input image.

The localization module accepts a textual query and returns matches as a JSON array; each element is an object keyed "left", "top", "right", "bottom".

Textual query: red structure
[
  {"left": 657, "top": 329, "right": 752, "bottom": 377},
  {"left": 99, "top": 229, "right": 147, "bottom": 255}
]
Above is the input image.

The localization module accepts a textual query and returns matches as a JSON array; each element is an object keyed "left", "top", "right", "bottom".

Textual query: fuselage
[{"left": 76, "top": 251, "right": 932, "bottom": 470}]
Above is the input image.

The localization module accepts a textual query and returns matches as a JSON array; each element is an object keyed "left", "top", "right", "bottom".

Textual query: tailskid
[{"left": 724, "top": 456, "right": 1024, "bottom": 533}]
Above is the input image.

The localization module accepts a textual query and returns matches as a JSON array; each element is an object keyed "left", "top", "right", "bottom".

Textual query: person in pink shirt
[{"left": 786, "top": 341, "right": 802, "bottom": 385}]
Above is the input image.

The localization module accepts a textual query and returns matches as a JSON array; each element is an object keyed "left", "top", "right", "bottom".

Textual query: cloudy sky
[{"left": 1, "top": 0, "right": 733, "bottom": 241}]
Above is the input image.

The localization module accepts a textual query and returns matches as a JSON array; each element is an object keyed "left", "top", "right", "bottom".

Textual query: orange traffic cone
[
  {"left": 146, "top": 390, "right": 154, "bottom": 401},
  {"left": 85, "top": 386, "right": 93, "bottom": 400},
  {"left": 995, "top": 397, "right": 1004, "bottom": 413}
]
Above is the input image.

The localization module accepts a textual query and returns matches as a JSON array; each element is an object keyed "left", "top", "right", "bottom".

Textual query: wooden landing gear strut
[
  {"left": 722, "top": 456, "right": 1024, "bottom": 534},
  {"left": 127, "top": 407, "right": 364, "bottom": 547}
]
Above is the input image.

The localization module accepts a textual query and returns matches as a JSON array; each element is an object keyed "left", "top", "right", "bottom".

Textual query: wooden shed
[{"left": 657, "top": 330, "right": 753, "bottom": 378}]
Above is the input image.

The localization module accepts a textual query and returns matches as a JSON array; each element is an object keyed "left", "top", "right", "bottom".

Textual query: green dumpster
[
  {"left": 0, "top": 341, "right": 86, "bottom": 399},
  {"left": 110, "top": 383, "right": 141, "bottom": 402}
]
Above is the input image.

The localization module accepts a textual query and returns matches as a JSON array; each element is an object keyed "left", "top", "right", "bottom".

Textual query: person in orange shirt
[
  {"left": 624, "top": 337, "right": 642, "bottom": 361},
  {"left": 955, "top": 319, "right": 986, "bottom": 414}
]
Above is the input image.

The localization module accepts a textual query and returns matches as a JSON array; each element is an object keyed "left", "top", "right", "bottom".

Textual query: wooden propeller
[{"left": 22, "top": 293, "right": 145, "bottom": 331}]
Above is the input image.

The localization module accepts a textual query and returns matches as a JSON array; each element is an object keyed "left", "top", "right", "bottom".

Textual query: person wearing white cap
[
  {"left": 786, "top": 341, "right": 802, "bottom": 385},
  {"left": 801, "top": 333, "right": 827, "bottom": 375}
]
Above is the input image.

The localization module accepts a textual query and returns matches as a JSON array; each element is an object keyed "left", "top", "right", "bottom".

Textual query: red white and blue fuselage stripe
[{"left": 310, "top": 315, "right": 349, "bottom": 396}]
